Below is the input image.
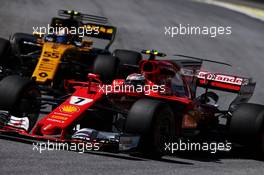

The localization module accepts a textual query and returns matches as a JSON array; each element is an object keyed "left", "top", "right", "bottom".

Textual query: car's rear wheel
[
  {"left": 0, "top": 38, "right": 11, "bottom": 65},
  {"left": 113, "top": 49, "right": 142, "bottom": 65},
  {"left": 230, "top": 103, "right": 264, "bottom": 156},
  {"left": 0, "top": 75, "right": 41, "bottom": 131},
  {"left": 113, "top": 49, "right": 142, "bottom": 78},
  {"left": 125, "top": 98, "right": 176, "bottom": 158},
  {"left": 93, "top": 55, "right": 119, "bottom": 84}
]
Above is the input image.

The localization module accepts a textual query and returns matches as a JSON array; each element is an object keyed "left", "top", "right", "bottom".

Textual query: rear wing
[
  {"left": 173, "top": 56, "right": 255, "bottom": 108},
  {"left": 196, "top": 71, "right": 255, "bottom": 93},
  {"left": 50, "top": 10, "right": 117, "bottom": 49},
  {"left": 196, "top": 71, "right": 256, "bottom": 109},
  {"left": 180, "top": 67, "right": 255, "bottom": 104},
  {"left": 81, "top": 23, "right": 116, "bottom": 49},
  {"left": 58, "top": 10, "right": 108, "bottom": 24},
  {"left": 50, "top": 18, "right": 116, "bottom": 50}
]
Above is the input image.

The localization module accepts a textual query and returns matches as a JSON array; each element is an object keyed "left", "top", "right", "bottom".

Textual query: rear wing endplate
[{"left": 196, "top": 71, "right": 256, "bottom": 109}]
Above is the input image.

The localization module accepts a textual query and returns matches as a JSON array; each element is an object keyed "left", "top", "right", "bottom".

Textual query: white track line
[{"left": 194, "top": 0, "right": 264, "bottom": 22}]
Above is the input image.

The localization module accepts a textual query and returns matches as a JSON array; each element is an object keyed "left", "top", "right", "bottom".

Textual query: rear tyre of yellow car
[
  {"left": 113, "top": 49, "right": 142, "bottom": 78},
  {"left": 93, "top": 55, "right": 119, "bottom": 84}
]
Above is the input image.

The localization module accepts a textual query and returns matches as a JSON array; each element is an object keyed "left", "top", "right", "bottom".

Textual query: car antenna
[{"left": 174, "top": 54, "right": 232, "bottom": 67}]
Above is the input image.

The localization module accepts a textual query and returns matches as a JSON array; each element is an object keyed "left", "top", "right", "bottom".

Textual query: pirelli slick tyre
[
  {"left": 113, "top": 49, "right": 142, "bottom": 65},
  {"left": 0, "top": 75, "right": 41, "bottom": 131},
  {"left": 125, "top": 99, "right": 176, "bottom": 158},
  {"left": 93, "top": 55, "right": 119, "bottom": 84},
  {"left": 0, "top": 37, "right": 11, "bottom": 64},
  {"left": 113, "top": 49, "right": 142, "bottom": 78},
  {"left": 12, "top": 33, "right": 38, "bottom": 55},
  {"left": 230, "top": 103, "right": 264, "bottom": 156}
]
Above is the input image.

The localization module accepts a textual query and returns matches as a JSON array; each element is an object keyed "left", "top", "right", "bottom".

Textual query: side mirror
[
  {"left": 87, "top": 73, "right": 102, "bottom": 84},
  {"left": 87, "top": 73, "right": 100, "bottom": 79}
]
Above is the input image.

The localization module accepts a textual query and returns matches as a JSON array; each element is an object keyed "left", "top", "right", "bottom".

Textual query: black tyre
[
  {"left": 113, "top": 49, "right": 142, "bottom": 65},
  {"left": 230, "top": 103, "right": 264, "bottom": 155},
  {"left": 93, "top": 55, "right": 119, "bottom": 84},
  {"left": 125, "top": 98, "right": 176, "bottom": 158},
  {"left": 0, "top": 38, "right": 11, "bottom": 64},
  {"left": 113, "top": 49, "right": 142, "bottom": 78},
  {"left": 0, "top": 75, "right": 41, "bottom": 131},
  {"left": 12, "top": 33, "right": 38, "bottom": 55}
]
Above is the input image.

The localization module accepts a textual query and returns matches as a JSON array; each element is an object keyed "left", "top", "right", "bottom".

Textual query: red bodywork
[{"left": 0, "top": 59, "right": 254, "bottom": 142}]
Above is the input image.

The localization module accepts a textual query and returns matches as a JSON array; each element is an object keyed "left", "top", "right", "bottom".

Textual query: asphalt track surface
[{"left": 0, "top": 0, "right": 264, "bottom": 174}]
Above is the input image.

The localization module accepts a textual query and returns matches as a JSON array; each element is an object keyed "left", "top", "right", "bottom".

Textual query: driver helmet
[
  {"left": 125, "top": 73, "right": 146, "bottom": 86},
  {"left": 56, "top": 28, "right": 69, "bottom": 44}
]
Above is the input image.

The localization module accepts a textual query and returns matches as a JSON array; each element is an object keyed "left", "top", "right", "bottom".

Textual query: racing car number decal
[
  {"left": 32, "top": 42, "right": 73, "bottom": 83},
  {"left": 43, "top": 51, "right": 60, "bottom": 59},
  {"left": 69, "top": 96, "right": 93, "bottom": 106}
]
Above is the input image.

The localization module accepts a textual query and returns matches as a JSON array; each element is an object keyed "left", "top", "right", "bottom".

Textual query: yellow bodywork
[{"left": 32, "top": 42, "right": 74, "bottom": 84}]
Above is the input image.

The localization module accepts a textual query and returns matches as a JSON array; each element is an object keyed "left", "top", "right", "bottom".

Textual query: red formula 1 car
[{"left": 0, "top": 50, "right": 263, "bottom": 158}]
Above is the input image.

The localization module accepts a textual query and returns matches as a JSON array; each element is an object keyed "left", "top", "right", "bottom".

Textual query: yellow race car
[{"left": 0, "top": 10, "right": 142, "bottom": 95}]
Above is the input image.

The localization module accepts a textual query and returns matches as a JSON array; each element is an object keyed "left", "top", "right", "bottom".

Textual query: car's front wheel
[
  {"left": 0, "top": 75, "right": 41, "bottom": 131},
  {"left": 125, "top": 98, "right": 176, "bottom": 158}
]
